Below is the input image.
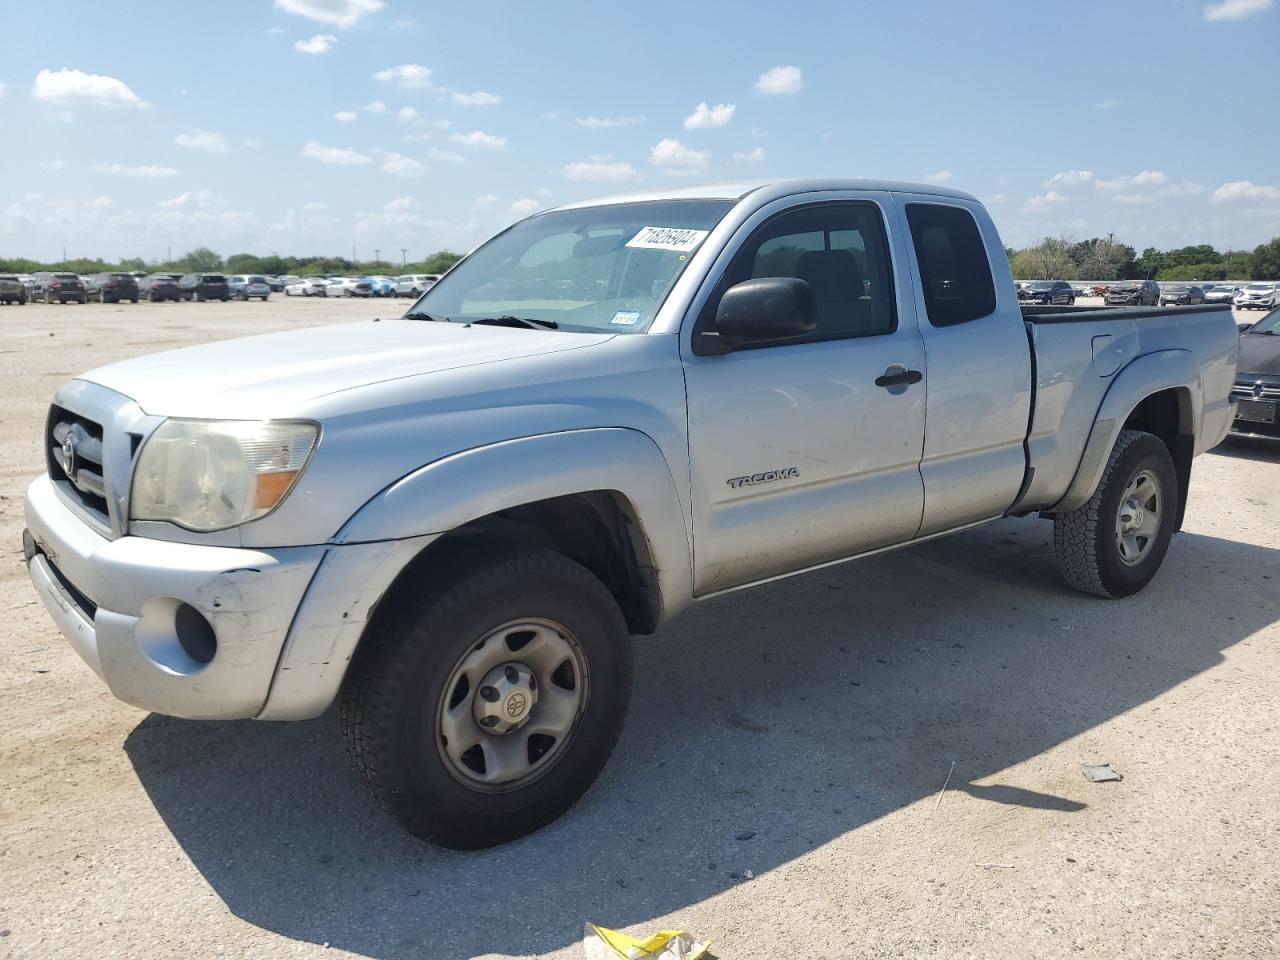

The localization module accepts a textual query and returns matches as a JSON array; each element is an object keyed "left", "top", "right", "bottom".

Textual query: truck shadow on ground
[{"left": 123, "top": 518, "right": 1280, "bottom": 959}]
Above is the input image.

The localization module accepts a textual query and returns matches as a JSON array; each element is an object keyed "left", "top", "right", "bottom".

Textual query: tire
[
  {"left": 1054, "top": 429, "right": 1178, "bottom": 599},
  {"left": 340, "top": 548, "right": 633, "bottom": 849}
]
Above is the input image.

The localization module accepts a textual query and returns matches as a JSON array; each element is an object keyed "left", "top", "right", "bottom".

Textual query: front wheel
[
  {"left": 1054, "top": 429, "right": 1177, "bottom": 598},
  {"left": 340, "top": 548, "right": 632, "bottom": 849}
]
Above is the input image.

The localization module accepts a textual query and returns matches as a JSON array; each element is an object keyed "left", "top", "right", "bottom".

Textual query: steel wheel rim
[
  {"left": 435, "top": 617, "right": 588, "bottom": 793},
  {"left": 1115, "top": 468, "right": 1162, "bottom": 567}
]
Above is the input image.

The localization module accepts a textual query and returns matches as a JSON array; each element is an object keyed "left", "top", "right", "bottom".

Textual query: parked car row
[
  {"left": 282, "top": 273, "right": 441, "bottom": 298},
  {"left": 1012, "top": 279, "right": 1276, "bottom": 311}
]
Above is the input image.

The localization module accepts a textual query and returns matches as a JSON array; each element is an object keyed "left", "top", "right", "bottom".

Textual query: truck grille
[
  {"left": 46, "top": 405, "right": 111, "bottom": 525},
  {"left": 1231, "top": 380, "right": 1280, "bottom": 402}
]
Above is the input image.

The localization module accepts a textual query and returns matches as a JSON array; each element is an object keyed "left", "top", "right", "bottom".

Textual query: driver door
[{"left": 681, "top": 195, "right": 927, "bottom": 595}]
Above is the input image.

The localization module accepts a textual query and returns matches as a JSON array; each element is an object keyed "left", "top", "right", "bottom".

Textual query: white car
[
  {"left": 324, "top": 278, "right": 374, "bottom": 298},
  {"left": 394, "top": 274, "right": 440, "bottom": 297},
  {"left": 1234, "top": 283, "right": 1278, "bottom": 310},
  {"left": 285, "top": 277, "right": 327, "bottom": 297}
]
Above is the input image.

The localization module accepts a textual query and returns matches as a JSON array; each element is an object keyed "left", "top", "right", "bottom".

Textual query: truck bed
[{"left": 1021, "top": 303, "right": 1234, "bottom": 323}]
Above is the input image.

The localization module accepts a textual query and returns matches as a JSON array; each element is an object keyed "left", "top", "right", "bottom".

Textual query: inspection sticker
[
  {"left": 610, "top": 311, "right": 642, "bottom": 326},
  {"left": 625, "top": 226, "right": 710, "bottom": 252}
]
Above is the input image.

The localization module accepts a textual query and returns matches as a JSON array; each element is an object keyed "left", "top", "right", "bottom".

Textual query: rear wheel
[
  {"left": 341, "top": 548, "right": 632, "bottom": 849},
  {"left": 1054, "top": 429, "right": 1177, "bottom": 598}
]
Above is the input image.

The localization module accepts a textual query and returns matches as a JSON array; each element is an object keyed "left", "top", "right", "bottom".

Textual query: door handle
[{"left": 875, "top": 367, "right": 923, "bottom": 388}]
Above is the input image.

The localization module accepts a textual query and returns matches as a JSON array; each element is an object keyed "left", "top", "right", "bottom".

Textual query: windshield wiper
[
  {"left": 470, "top": 315, "right": 559, "bottom": 330},
  {"left": 403, "top": 310, "right": 449, "bottom": 322}
]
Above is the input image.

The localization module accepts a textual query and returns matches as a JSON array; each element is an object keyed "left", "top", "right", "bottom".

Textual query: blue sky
[{"left": 2, "top": 0, "right": 1278, "bottom": 264}]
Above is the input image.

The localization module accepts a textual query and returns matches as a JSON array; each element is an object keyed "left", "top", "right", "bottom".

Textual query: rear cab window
[{"left": 904, "top": 203, "right": 996, "bottom": 327}]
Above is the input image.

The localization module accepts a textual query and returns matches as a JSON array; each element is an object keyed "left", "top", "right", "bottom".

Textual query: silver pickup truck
[{"left": 23, "top": 179, "right": 1238, "bottom": 848}]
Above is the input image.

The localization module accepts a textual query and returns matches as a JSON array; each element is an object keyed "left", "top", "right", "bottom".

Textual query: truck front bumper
[{"left": 23, "top": 474, "right": 326, "bottom": 720}]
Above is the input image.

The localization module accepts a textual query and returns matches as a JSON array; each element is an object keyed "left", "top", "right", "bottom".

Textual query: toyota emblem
[
  {"left": 60, "top": 434, "right": 78, "bottom": 481},
  {"left": 505, "top": 692, "right": 528, "bottom": 719}
]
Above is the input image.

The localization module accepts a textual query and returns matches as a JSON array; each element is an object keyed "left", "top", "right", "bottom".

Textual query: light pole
[
  {"left": 401, "top": 248, "right": 408, "bottom": 268},
  {"left": 373, "top": 248, "right": 381, "bottom": 267}
]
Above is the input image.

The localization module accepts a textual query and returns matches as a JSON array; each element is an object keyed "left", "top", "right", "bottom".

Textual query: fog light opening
[{"left": 175, "top": 603, "right": 217, "bottom": 664}]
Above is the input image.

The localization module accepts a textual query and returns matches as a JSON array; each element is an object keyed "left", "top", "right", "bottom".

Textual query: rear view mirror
[{"left": 710, "top": 277, "right": 816, "bottom": 351}]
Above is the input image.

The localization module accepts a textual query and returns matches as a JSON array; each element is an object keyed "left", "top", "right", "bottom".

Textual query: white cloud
[
  {"left": 475, "top": 194, "right": 499, "bottom": 205},
  {"left": 575, "top": 115, "right": 644, "bottom": 129},
  {"left": 732, "top": 147, "right": 766, "bottom": 164},
  {"left": 294, "top": 33, "right": 337, "bottom": 54},
  {"left": 561, "top": 157, "right": 639, "bottom": 181},
  {"left": 987, "top": 193, "right": 1008, "bottom": 204},
  {"left": 0, "top": 82, "right": 5, "bottom": 98},
  {"left": 391, "top": 17, "right": 418, "bottom": 30},
  {"left": 301, "top": 140, "right": 372, "bottom": 165},
  {"left": 243, "top": 137, "right": 264, "bottom": 148},
  {"left": 1096, "top": 170, "right": 1167, "bottom": 191},
  {"left": 334, "top": 110, "right": 357, "bottom": 122},
  {"left": 32, "top": 68, "right": 145, "bottom": 108},
  {"left": 650, "top": 138, "right": 710, "bottom": 175},
  {"left": 754, "top": 65, "right": 803, "bottom": 95},
  {"left": 1112, "top": 193, "right": 1155, "bottom": 205},
  {"left": 274, "top": 0, "right": 383, "bottom": 28},
  {"left": 923, "top": 170, "right": 954, "bottom": 184},
  {"left": 398, "top": 106, "right": 422, "bottom": 124},
  {"left": 93, "top": 162, "right": 178, "bottom": 177},
  {"left": 401, "top": 131, "right": 432, "bottom": 142},
  {"left": 38, "top": 159, "right": 67, "bottom": 171},
  {"left": 427, "top": 147, "right": 466, "bottom": 164},
  {"left": 1163, "top": 181, "right": 1207, "bottom": 197},
  {"left": 450, "top": 90, "right": 502, "bottom": 106},
  {"left": 1095, "top": 99, "right": 1122, "bottom": 110},
  {"left": 1022, "top": 190, "right": 1069, "bottom": 212},
  {"left": 363, "top": 99, "right": 387, "bottom": 113},
  {"left": 1203, "top": 0, "right": 1273, "bottom": 20},
  {"left": 1044, "top": 170, "right": 1093, "bottom": 188},
  {"left": 449, "top": 130, "right": 507, "bottom": 150},
  {"left": 684, "top": 101, "right": 735, "bottom": 130},
  {"left": 380, "top": 152, "right": 425, "bottom": 176},
  {"left": 1212, "top": 180, "right": 1280, "bottom": 202},
  {"left": 373, "top": 63, "right": 433, "bottom": 89},
  {"left": 507, "top": 198, "right": 541, "bottom": 218},
  {"left": 173, "top": 129, "right": 229, "bottom": 153},
  {"left": 265, "top": 25, "right": 285, "bottom": 35}
]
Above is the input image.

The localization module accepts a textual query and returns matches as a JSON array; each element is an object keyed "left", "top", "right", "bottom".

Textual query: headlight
[{"left": 131, "top": 419, "right": 319, "bottom": 531}]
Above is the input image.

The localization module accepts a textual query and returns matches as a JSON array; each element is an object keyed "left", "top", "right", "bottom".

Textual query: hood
[
  {"left": 81, "top": 318, "right": 614, "bottom": 418},
  {"left": 1237, "top": 332, "right": 1280, "bottom": 378}
]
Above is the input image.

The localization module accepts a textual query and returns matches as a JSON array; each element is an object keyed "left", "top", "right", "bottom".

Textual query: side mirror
[
  {"left": 707, "top": 277, "right": 816, "bottom": 352},
  {"left": 1237, "top": 322, "right": 1254, "bottom": 333}
]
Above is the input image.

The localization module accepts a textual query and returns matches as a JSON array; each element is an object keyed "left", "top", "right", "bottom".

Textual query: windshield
[
  {"left": 412, "top": 199, "right": 734, "bottom": 333},
  {"left": 1249, "top": 307, "right": 1280, "bottom": 334},
  {"left": 1027, "top": 282, "right": 1053, "bottom": 290}
]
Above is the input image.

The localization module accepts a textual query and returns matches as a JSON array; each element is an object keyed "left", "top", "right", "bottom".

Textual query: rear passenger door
[
  {"left": 894, "top": 197, "right": 1033, "bottom": 536},
  {"left": 682, "top": 194, "right": 927, "bottom": 594}
]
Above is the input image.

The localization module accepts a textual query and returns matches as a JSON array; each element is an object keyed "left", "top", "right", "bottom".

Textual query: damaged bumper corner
[{"left": 24, "top": 474, "right": 325, "bottom": 720}]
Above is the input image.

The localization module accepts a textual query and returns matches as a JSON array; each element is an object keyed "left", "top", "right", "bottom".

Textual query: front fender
[
  {"left": 1052, "top": 350, "right": 1199, "bottom": 514},
  {"left": 259, "top": 428, "right": 693, "bottom": 721},
  {"left": 335, "top": 429, "right": 692, "bottom": 591}
]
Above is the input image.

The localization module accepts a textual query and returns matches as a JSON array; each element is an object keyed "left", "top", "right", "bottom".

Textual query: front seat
[{"left": 793, "top": 249, "right": 868, "bottom": 336}]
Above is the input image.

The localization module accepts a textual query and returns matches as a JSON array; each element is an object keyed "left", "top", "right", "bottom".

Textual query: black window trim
[
  {"left": 902, "top": 198, "right": 1000, "bottom": 329},
  {"left": 692, "top": 198, "right": 899, "bottom": 355}
]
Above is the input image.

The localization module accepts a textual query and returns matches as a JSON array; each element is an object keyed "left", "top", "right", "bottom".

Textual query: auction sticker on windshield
[{"left": 625, "top": 226, "right": 710, "bottom": 252}]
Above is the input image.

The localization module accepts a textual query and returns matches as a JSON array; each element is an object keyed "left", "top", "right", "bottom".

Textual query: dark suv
[
  {"left": 85, "top": 272, "right": 141, "bottom": 304},
  {"left": 1104, "top": 280, "right": 1160, "bottom": 306},
  {"left": 0, "top": 275, "right": 28, "bottom": 305},
  {"left": 178, "top": 273, "right": 231, "bottom": 302},
  {"left": 31, "top": 272, "right": 87, "bottom": 304},
  {"left": 139, "top": 274, "right": 182, "bottom": 302},
  {"left": 1018, "top": 280, "right": 1076, "bottom": 305}
]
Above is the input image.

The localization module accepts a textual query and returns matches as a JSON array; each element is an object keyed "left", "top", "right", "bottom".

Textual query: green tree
[
  {"left": 1248, "top": 238, "right": 1280, "bottom": 280},
  {"left": 176, "top": 247, "right": 224, "bottom": 271}
]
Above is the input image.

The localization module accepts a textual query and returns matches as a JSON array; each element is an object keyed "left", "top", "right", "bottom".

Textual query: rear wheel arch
[{"left": 1119, "top": 386, "right": 1194, "bottom": 530}]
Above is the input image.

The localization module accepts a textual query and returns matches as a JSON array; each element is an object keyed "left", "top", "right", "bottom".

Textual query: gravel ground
[{"left": 0, "top": 297, "right": 1277, "bottom": 960}]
